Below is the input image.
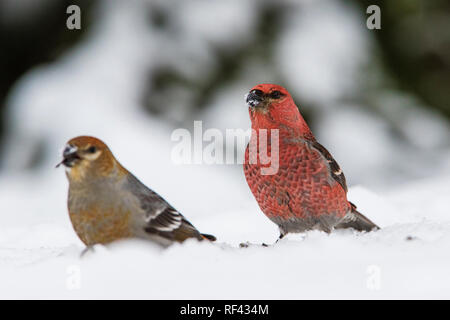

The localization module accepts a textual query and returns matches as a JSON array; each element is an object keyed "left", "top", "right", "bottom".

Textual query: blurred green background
[
  {"left": 0, "top": 0, "right": 448, "bottom": 188},
  {"left": 1, "top": 0, "right": 449, "bottom": 130}
]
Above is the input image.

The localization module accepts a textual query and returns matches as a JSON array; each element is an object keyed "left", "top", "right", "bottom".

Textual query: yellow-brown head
[{"left": 58, "top": 136, "right": 124, "bottom": 182}]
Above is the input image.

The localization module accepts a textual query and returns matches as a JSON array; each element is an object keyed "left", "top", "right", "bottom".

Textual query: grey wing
[
  {"left": 311, "top": 141, "right": 348, "bottom": 192},
  {"left": 126, "top": 174, "right": 205, "bottom": 242},
  {"left": 144, "top": 206, "right": 206, "bottom": 242}
]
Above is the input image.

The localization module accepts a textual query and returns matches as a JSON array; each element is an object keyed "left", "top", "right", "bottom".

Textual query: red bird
[{"left": 244, "top": 84, "right": 379, "bottom": 240}]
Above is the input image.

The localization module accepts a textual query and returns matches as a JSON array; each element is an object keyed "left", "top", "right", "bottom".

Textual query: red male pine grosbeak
[
  {"left": 243, "top": 84, "right": 379, "bottom": 240},
  {"left": 58, "top": 136, "right": 215, "bottom": 248}
]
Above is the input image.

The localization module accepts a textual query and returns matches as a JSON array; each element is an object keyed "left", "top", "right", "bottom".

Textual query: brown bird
[{"left": 58, "top": 136, "right": 215, "bottom": 248}]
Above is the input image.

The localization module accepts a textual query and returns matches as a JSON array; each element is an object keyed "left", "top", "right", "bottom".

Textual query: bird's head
[
  {"left": 246, "top": 84, "right": 291, "bottom": 110},
  {"left": 58, "top": 136, "right": 120, "bottom": 181},
  {"left": 246, "top": 83, "right": 312, "bottom": 138}
]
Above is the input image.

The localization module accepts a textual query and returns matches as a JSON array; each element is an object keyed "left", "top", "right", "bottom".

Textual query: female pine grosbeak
[
  {"left": 243, "top": 84, "right": 379, "bottom": 240},
  {"left": 58, "top": 136, "right": 215, "bottom": 247}
]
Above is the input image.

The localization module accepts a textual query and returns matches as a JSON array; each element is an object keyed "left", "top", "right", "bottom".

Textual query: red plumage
[{"left": 243, "top": 84, "right": 378, "bottom": 238}]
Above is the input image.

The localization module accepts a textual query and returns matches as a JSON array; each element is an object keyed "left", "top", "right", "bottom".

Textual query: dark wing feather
[
  {"left": 311, "top": 141, "right": 348, "bottom": 192},
  {"left": 126, "top": 174, "right": 211, "bottom": 242},
  {"left": 144, "top": 207, "right": 205, "bottom": 242}
]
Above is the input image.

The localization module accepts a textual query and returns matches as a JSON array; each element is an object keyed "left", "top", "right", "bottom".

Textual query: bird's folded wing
[
  {"left": 126, "top": 174, "right": 203, "bottom": 241},
  {"left": 144, "top": 206, "right": 203, "bottom": 241},
  {"left": 311, "top": 141, "right": 348, "bottom": 192}
]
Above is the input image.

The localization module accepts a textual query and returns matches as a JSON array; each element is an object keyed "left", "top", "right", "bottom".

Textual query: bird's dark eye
[
  {"left": 270, "top": 90, "right": 282, "bottom": 99},
  {"left": 87, "top": 146, "right": 97, "bottom": 153},
  {"left": 251, "top": 89, "right": 264, "bottom": 97}
]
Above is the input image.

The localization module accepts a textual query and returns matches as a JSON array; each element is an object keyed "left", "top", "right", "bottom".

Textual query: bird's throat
[{"left": 250, "top": 109, "right": 314, "bottom": 141}]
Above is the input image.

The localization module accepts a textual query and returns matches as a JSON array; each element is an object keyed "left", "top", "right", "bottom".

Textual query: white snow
[
  {"left": 1, "top": 0, "right": 449, "bottom": 299},
  {"left": 1, "top": 172, "right": 450, "bottom": 299}
]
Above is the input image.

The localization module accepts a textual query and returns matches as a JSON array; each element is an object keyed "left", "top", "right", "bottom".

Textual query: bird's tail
[
  {"left": 335, "top": 202, "right": 380, "bottom": 232},
  {"left": 201, "top": 233, "right": 217, "bottom": 241}
]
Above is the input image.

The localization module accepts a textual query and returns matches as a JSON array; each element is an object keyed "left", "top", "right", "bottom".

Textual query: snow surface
[
  {"left": 0, "top": 0, "right": 449, "bottom": 299},
  {"left": 1, "top": 175, "right": 450, "bottom": 299}
]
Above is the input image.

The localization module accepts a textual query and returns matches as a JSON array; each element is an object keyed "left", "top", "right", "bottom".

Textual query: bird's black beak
[
  {"left": 56, "top": 145, "right": 80, "bottom": 168},
  {"left": 246, "top": 89, "right": 265, "bottom": 108}
]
